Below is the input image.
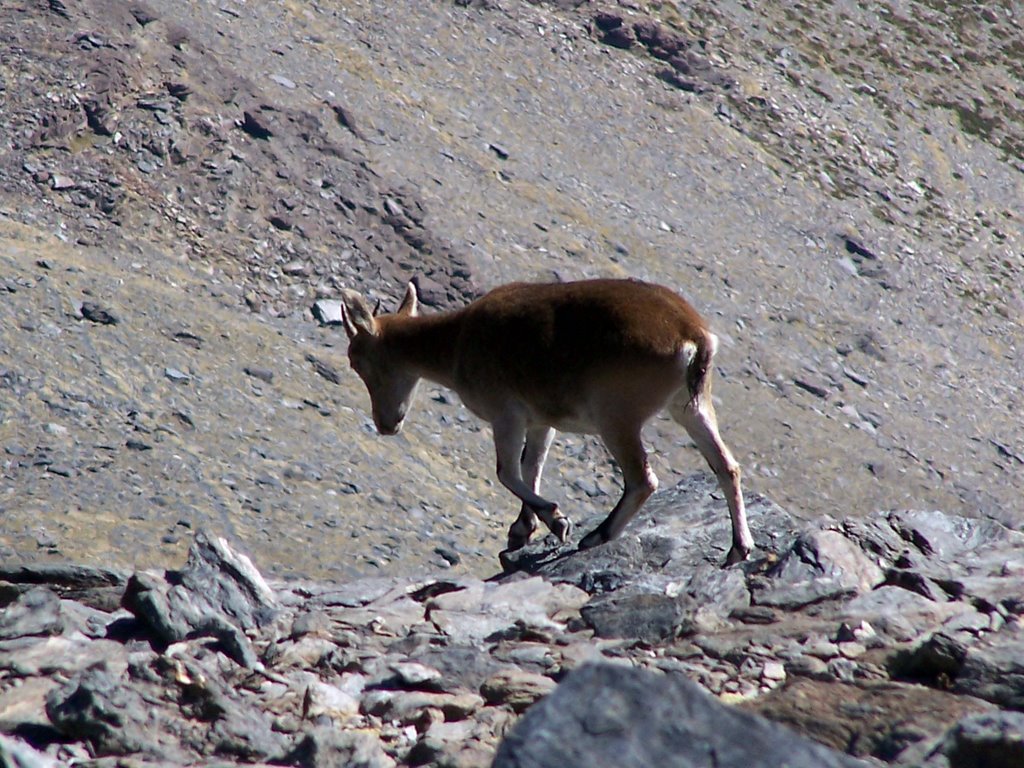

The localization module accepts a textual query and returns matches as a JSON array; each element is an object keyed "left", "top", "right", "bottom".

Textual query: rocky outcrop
[{"left": 2, "top": 477, "right": 1023, "bottom": 767}]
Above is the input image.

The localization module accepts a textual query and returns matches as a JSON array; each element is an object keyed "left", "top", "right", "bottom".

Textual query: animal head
[{"left": 340, "top": 283, "right": 420, "bottom": 435}]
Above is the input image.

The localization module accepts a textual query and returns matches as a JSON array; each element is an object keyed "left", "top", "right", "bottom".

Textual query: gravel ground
[{"left": 1, "top": 0, "right": 1021, "bottom": 579}]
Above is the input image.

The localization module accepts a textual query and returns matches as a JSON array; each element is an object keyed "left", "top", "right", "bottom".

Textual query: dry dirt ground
[{"left": 1, "top": 0, "right": 1022, "bottom": 580}]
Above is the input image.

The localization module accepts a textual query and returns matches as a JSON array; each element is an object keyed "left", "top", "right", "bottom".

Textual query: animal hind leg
[
  {"left": 670, "top": 394, "right": 753, "bottom": 565},
  {"left": 579, "top": 424, "right": 658, "bottom": 549}
]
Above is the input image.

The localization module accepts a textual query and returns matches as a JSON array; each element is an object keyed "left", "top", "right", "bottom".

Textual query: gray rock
[
  {"left": 492, "top": 662, "right": 870, "bottom": 768},
  {"left": 289, "top": 609, "right": 331, "bottom": 638},
  {"left": 285, "top": 727, "right": 396, "bottom": 768},
  {"left": 373, "top": 661, "right": 445, "bottom": 691},
  {"left": 279, "top": 576, "right": 410, "bottom": 609},
  {"left": 300, "top": 678, "right": 362, "bottom": 719},
  {"left": 0, "top": 588, "right": 63, "bottom": 639},
  {"left": 952, "top": 573, "right": 1024, "bottom": 619},
  {"left": 842, "top": 586, "right": 968, "bottom": 642},
  {"left": 305, "top": 353, "right": 343, "bottom": 384},
  {"left": 0, "top": 634, "right": 128, "bottom": 677},
  {"left": 121, "top": 531, "right": 278, "bottom": 667},
  {"left": 426, "top": 577, "right": 588, "bottom": 645},
  {"left": 890, "top": 632, "right": 969, "bottom": 684},
  {"left": 243, "top": 365, "right": 274, "bottom": 383},
  {"left": 206, "top": 696, "right": 290, "bottom": 761},
  {"left": 752, "top": 528, "right": 885, "bottom": 610},
  {"left": 500, "top": 475, "right": 793, "bottom": 642},
  {"left": 269, "top": 74, "right": 297, "bottom": 90},
  {"left": 843, "top": 510, "right": 1024, "bottom": 582},
  {"left": 793, "top": 375, "right": 832, "bottom": 399},
  {"left": 0, "top": 563, "right": 126, "bottom": 591},
  {"left": 78, "top": 301, "right": 120, "bottom": 325},
  {"left": 387, "top": 645, "right": 515, "bottom": 694},
  {"left": 311, "top": 299, "right": 343, "bottom": 325},
  {"left": 0, "top": 734, "right": 58, "bottom": 768},
  {"left": 580, "top": 587, "right": 698, "bottom": 641},
  {"left": 901, "top": 711, "right": 1024, "bottom": 768},
  {"left": 360, "top": 689, "right": 483, "bottom": 723},
  {"left": 480, "top": 668, "right": 556, "bottom": 713},
  {"left": 954, "top": 625, "right": 1024, "bottom": 709},
  {"left": 49, "top": 174, "right": 76, "bottom": 190},
  {"left": 45, "top": 665, "right": 158, "bottom": 757},
  {"left": 505, "top": 475, "right": 796, "bottom": 582},
  {"left": 328, "top": 593, "right": 426, "bottom": 636},
  {"left": 892, "top": 623, "right": 1024, "bottom": 715},
  {"left": 406, "top": 722, "right": 478, "bottom": 767},
  {"left": 888, "top": 510, "right": 1018, "bottom": 561},
  {"left": 129, "top": 4, "right": 160, "bottom": 26},
  {"left": 0, "top": 675, "right": 60, "bottom": 734}
]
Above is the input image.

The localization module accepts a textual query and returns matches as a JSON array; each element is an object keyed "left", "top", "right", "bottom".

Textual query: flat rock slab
[
  {"left": 501, "top": 474, "right": 798, "bottom": 582},
  {"left": 746, "top": 678, "right": 996, "bottom": 762},
  {"left": 426, "top": 576, "right": 588, "bottom": 644},
  {"left": 751, "top": 528, "right": 886, "bottom": 610}
]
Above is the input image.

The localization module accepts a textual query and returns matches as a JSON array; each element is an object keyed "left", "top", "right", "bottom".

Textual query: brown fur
[{"left": 341, "top": 277, "right": 754, "bottom": 565}]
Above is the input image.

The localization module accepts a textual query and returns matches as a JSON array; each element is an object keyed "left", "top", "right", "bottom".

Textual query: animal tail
[{"left": 685, "top": 331, "right": 717, "bottom": 410}]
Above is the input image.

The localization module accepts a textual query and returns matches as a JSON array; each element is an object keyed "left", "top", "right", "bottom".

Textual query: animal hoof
[
  {"left": 498, "top": 549, "right": 517, "bottom": 573},
  {"left": 578, "top": 528, "right": 605, "bottom": 550},
  {"left": 724, "top": 543, "right": 752, "bottom": 566},
  {"left": 551, "top": 516, "right": 572, "bottom": 544}
]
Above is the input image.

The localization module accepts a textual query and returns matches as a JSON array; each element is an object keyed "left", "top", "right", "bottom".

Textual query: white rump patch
[{"left": 679, "top": 340, "right": 698, "bottom": 367}]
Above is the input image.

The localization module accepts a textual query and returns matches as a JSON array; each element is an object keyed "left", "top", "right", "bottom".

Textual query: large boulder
[{"left": 492, "top": 662, "right": 870, "bottom": 768}]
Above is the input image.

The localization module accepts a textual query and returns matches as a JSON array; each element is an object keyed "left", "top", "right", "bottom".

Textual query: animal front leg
[
  {"left": 506, "top": 427, "right": 561, "bottom": 550},
  {"left": 493, "top": 419, "right": 569, "bottom": 546}
]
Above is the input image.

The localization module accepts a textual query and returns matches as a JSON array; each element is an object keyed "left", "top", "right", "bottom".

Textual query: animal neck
[{"left": 379, "top": 310, "right": 461, "bottom": 389}]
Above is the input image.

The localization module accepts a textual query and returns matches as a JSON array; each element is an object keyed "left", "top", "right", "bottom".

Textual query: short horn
[
  {"left": 398, "top": 281, "right": 419, "bottom": 317},
  {"left": 340, "top": 301, "right": 359, "bottom": 339},
  {"left": 339, "top": 288, "right": 377, "bottom": 337}
]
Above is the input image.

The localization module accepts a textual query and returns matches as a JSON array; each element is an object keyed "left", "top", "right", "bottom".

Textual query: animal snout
[{"left": 375, "top": 413, "right": 405, "bottom": 436}]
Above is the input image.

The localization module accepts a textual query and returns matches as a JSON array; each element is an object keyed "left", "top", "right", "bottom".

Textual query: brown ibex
[{"left": 340, "top": 279, "right": 753, "bottom": 566}]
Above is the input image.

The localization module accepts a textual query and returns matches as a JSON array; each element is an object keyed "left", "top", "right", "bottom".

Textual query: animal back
[{"left": 453, "top": 279, "right": 707, "bottom": 391}]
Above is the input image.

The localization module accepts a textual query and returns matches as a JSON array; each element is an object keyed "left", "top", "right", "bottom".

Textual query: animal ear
[
  {"left": 397, "top": 281, "right": 419, "bottom": 317},
  {"left": 340, "top": 289, "right": 378, "bottom": 339}
]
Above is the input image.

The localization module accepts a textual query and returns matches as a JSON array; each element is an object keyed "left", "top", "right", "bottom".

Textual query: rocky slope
[
  {"left": 1, "top": 0, "right": 1023, "bottom": 764},
  {"left": 2, "top": 0, "right": 1023, "bottom": 579},
  {"left": 2, "top": 485, "right": 1024, "bottom": 766}
]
